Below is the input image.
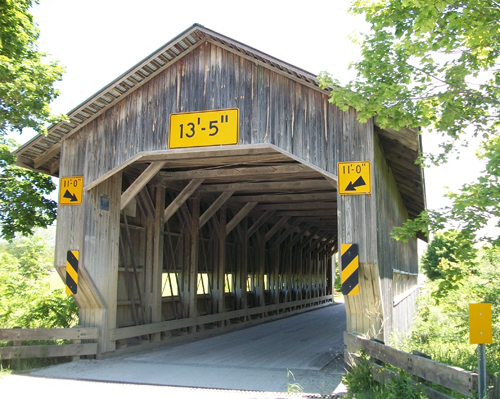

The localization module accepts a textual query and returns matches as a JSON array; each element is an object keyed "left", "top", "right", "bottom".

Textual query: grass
[{"left": 343, "top": 354, "right": 428, "bottom": 399}]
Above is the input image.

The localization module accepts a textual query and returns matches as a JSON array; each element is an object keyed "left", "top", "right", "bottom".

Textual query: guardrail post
[{"left": 12, "top": 327, "right": 21, "bottom": 369}]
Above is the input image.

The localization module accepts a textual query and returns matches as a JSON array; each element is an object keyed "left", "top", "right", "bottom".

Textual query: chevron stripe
[
  {"left": 66, "top": 250, "right": 79, "bottom": 295},
  {"left": 341, "top": 244, "right": 359, "bottom": 296}
]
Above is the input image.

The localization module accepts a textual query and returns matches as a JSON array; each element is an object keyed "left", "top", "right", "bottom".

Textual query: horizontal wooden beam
[
  {"left": 226, "top": 202, "right": 258, "bottom": 236},
  {"left": 160, "top": 163, "right": 316, "bottom": 181},
  {"left": 0, "top": 343, "right": 98, "bottom": 360},
  {"left": 199, "top": 191, "right": 234, "bottom": 228},
  {"left": 34, "top": 143, "right": 61, "bottom": 169},
  {"left": 120, "top": 161, "right": 166, "bottom": 210},
  {"left": 276, "top": 210, "right": 336, "bottom": 217},
  {"left": 231, "top": 192, "right": 336, "bottom": 203},
  {"left": 197, "top": 179, "right": 332, "bottom": 193},
  {"left": 163, "top": 179, "right": 204, "bottom": 223},
  {"left": 255, "top": 202, "right": 336, "bottom": 211},
  {"left": 0, "top": 327, "right": 99, "bottom": 341}
]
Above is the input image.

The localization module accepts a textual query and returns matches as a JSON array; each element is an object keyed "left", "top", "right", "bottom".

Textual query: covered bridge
[{"left": 15, "top": 24, "right": 425, "bottom": 357}]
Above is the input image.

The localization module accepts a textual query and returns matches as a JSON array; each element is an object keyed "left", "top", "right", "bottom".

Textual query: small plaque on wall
[{"left": 100, "top": 194, "right": 109, "bottom": 211}]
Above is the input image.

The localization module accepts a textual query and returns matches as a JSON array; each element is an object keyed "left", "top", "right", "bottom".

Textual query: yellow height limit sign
[
  {"left": 169, "top": 108, "right": 239, "bottom": 149},
  {"left": 59, "top": 176, "right": 83, "bottom": 205},
  {"left": 338, "top": 161, "right": 371, "bottom": 195}
]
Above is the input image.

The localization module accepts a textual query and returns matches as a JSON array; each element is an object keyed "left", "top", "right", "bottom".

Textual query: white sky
[{"left": 19, "top": 0, "right": 485, "bottom": 229}]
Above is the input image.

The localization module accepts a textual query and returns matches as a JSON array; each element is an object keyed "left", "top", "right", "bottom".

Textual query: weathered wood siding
[
  {"left": 336, "top": 108, "right": 385, "bottom": 340},
  {"left": 374, "top": 133, "right": 418, "bottom": 340},
  {"left": 74, "top": 42, "right": 340, "bottom": 186},
  {"left": 56, "top": 134, "right": 121, "bottom": 353}
]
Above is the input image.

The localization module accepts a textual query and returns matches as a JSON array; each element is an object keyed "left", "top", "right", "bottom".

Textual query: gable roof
[{"left": 15, "top": 23, "right": 323, "bottom": 175}]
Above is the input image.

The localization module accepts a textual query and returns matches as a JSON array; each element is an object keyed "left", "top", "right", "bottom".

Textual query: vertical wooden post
[
  {"left": 271, "top": 248, "right": 280, "bottom": 306},
  {"left": 144, "top": 194, "right": 154, "bottom": 325},
  {"left": 211, "top": 219, "right": 219, "bottom": 315},
  {"left": 80, "top": 173, "right": 121, "bottom": 355},
  {"left": 182, "top": 221, "right": 190, "bottom": 320},
  {"left": 189, "top": 197, "right": 200, "bottom": 324},
  {"left": 151, "top": 186, "right": 165, "bottom": 341},
  {"left": 240, "top": 218, "right": 248, "bottom": 316},
  {"left": 218, "top": 207, "right": 227, "bottom": 324},
  {"left": 257, "top": 230, "right": 266, "bottom": 309}
]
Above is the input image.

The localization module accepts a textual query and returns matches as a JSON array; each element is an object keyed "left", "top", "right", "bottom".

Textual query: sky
[{"left": 20, "top": 0, "right": 486, "bottom": 233}]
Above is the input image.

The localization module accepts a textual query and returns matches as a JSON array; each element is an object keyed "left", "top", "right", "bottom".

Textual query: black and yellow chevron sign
[
  {"left": 341, "top": 243, "right": 359, "bottom": 296},
  {"left": 65, "top": 250, "right": 79, "bottom": 295}
]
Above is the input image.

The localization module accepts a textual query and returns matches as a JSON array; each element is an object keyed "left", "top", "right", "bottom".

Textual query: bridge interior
[{"left": 115, "top": 145, "right": 337, "bottom": 337}]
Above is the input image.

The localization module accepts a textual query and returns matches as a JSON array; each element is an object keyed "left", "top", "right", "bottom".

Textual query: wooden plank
[
  {"left": 199, "top": 191, "right": 234, "bottom": 228},
  {"left": 137, "top": 186, "right": 156, "bottom": 221},
  {"left": 163, "top": 179, "right": 204, "bottom": 222},
  {"left": 197, "top": 179, "right": 332, "bottom": 193},
  {"left": 231, "top": 192, "right": 336, "bottom": 203},
  {"left": 256, "top": 202, "right": 336, "bottom": 211},
  {"left": 120, "top": 161, "right": 166, "bottom": 210},
  {"left": 344, "top": 332, "right": 477, "bottom": 397},
  {"left": 160, "top": 163, "right": 314, "bottom": 180},
  {"left": 226, "top": 202, "right": 258, "bottom": 236},
  {"left": 110, "top": 295, "right": 333, "bottom": 340},
  {"left": 275, "top": 210, "right": 336, "bottom": 217},
  {"left": 0, "top": 343, "right": 98, "bottom": 360},
  {"left": 218, "top": 207, "right": 227, "bottom": 315},
  {"left": 248, "top": 210, "right": 275, "bottom": 238},
  {"left": 151, "top": 187, "right": 165, "bottom": 341},
  {"left": 346, "top": 351, "right": 456, "bottom": 399},
  {"left": 0, "top": 327, "right": 99, "bottom": 341},
  {"left": 34, "top": 143, "right": 61, "bottom": 169},
  {"left": 189, "top": 198, "right": 200, "bottom": 318}
]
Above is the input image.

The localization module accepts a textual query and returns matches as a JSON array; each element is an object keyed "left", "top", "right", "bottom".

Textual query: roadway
[{"left": 2, "top": 303, "right": 347, "bottom": 397}]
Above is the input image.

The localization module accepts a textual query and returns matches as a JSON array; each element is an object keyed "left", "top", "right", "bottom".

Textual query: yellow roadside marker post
[{"left": 469, "top": 303, "right": 493, "bottom": 398}]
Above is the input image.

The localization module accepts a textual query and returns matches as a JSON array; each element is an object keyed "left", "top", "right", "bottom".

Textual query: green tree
[
  {"left": 420, "top": 230, "right": 476, "bottom": 280},
  {"left": 0, "top": 0, "right": 65, "bottom": 240},
  {"left": 0, "top": 229, "right": 78, "bottom": 329},
  {"left": 319, "top": 0, "right": 500, "bottom": 243}
]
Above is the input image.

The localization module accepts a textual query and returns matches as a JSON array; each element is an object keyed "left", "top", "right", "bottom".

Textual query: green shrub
[
  {"left": 395, "top": 244, "right": 500, "bottom": 379},
  {"left": 343, "top": 354, "right": 427, "bottom": 399}
]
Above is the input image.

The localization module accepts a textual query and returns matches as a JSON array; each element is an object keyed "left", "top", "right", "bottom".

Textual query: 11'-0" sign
[
  {"left": 338, "top": 161, "right": 371, "bottom": 195},
  {"left": 59, "top": 176, "right": 83, "bottom": 205},
  {"left": 169, "top": 108, "right": 239, "bottom": 149}
]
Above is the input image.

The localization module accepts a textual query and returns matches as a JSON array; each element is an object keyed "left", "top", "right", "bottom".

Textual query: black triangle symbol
[{"left": 63, "top": 190, "right": 78, "bottom": 202}]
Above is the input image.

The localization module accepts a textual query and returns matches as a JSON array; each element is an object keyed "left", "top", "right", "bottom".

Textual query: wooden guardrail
[
  {"left": 111, "top": 295, "right": 332, "bottom": 341},
  {"left": 344, "top": 332, "right": 498, "bottom": 399},
  {"left": 0, "top": 327, "right": 99, "bottom": 361}
]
